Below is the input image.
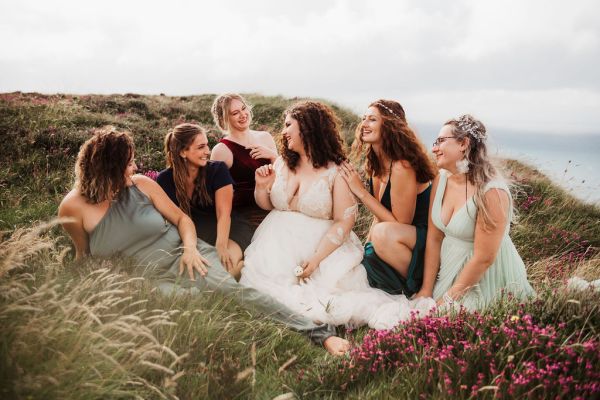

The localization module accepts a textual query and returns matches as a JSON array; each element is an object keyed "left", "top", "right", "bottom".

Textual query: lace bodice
[{"left": 270, "top": 157, "right": 337, "bottom": 220}]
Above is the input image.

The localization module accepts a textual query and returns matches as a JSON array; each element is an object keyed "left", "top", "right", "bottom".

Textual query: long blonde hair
[
  {"left": 445, "top": 115, "right": 504, "bottom": 229},
  {"left": 210, "top": 93, "right": 253, "bottom": 132},
  {"left": 164, "top": 123, "right": 212, "bottom": 215}
]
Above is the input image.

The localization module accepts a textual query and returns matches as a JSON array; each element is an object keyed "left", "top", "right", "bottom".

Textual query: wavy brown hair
[
  {"left": 352, "top": 99, "right": 436, "bottom": 183},
  {"left": 75, "top": 126, "right": 134, "bottom": 204},
  {"left": 281, "top": 101, "right": 346, "bottom": 171},
  {"left": 164, "top": 123, "right": 212, "bottom": 216},
  {"left": 444, "top": 114, "right": 503, "bottom": 229},
  {"left": 210, "top": 93, "right": 253, "bottom": 132}
]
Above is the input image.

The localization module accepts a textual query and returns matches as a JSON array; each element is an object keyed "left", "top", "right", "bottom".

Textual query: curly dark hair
[
  {"left": 75, "top": 126, "right": 134, "bottom": 204},
  {"left": 164, "top": 123, "right": 212, "bottom": 215},
  {"left": 281, "top": 101, "right": 346, "bottom": 171},
  {"left": 352, "top": 99, "right": 436, "bottom": 183}
]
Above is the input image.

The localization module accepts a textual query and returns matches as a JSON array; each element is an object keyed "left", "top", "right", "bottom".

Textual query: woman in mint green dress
[
  {"left": 58, "top": 126, "right": 349, "bottom": 355},
  {"left": 413, "top": 115, "right": 534, "bottom": 309}
]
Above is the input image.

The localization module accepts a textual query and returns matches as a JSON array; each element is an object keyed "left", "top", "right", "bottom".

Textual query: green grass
[{"left": 0, "top": 92, "right": 598, "bottom": 399}]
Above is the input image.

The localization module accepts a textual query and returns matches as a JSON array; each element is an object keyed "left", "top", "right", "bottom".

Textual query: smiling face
[
  {"left": 282, "top": 114, "right": 303, "bottom": 154},
  {"left": 227, "top": 98, "right": 251, "bottom": 132},
  {"left": 360, "top": 106, "right": 383, "bottom": 144},
  {"left": 180, "top": 132, "right": 210, "bottom": 168},
  {"left": 432, "top": 125, "right": 468, "bottom": 171}
]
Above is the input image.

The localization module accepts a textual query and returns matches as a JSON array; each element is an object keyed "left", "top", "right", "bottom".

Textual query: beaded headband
[
  {"left": 456, "top": 115, "right": 486, "bottom": 143},
  {"left": 374, "top": 102, "right": 401, "bottom": 120}
]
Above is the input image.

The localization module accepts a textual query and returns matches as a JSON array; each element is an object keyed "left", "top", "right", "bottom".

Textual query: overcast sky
[{"left": 1, "top": 0, "right": 599, "bottom": 135}]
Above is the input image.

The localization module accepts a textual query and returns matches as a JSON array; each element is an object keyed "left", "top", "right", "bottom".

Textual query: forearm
[
  {"left": 177, "top": 216, "right": 198, "bottom": 250},
  {"left": 446, "top": 255, "right": 494, "bottom": 299},
  {"left": 420, "top": 238, "right": 442, "bottom": 294},
  {"left": 215, "top": 213, "right": 231, "bottom": 246},
  {"left": 311, "top": 220, "right": 352, "bottom": 264},
  {"left": 357, "top": 189, "right": 397, "bottom": 222},
  {"left": 254, "top": 187, "right": 274, "bottom": 210}
]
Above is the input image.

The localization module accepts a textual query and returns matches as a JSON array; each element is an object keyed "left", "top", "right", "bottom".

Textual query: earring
[{"left": 456, "top": 157, "right": 469, "bottom": 174}]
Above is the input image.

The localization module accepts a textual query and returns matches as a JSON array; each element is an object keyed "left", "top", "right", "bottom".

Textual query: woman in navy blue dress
[{"left": 157, "top": 123, "right": 252, "bottom": 279}]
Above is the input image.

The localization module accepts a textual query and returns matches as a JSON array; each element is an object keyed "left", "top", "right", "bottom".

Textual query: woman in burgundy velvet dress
[{"left": 210, "top": 93, "right": 278, "bottom": 229}]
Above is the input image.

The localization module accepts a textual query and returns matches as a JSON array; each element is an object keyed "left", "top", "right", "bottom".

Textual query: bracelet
[{"left": 256, "top": 187, "right": 271, "bottom": 194}]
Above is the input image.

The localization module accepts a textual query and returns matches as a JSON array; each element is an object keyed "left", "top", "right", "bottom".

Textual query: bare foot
[{"left": 323, "top": 336, "right": 350, "bottom": 356}]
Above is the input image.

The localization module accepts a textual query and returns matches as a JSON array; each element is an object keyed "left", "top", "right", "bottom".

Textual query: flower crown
[
  {"left": 374, "top": 102, "right": 401, "bottom": 120},
  {"left": 457, "top": 115, "right": 486, "bottom": 143}
]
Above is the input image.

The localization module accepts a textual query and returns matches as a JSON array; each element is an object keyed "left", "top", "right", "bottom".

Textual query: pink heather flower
[{"left": 143, "top": 170, "right": 159, "bottom": 181}]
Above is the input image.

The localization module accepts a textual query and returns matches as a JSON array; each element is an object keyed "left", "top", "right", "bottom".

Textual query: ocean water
[
  {"left": 413, "top": 125, "right": 600, "bottom": 205},
  {"left": 497, "top": 145, "right": 599, "bottom": 205}
]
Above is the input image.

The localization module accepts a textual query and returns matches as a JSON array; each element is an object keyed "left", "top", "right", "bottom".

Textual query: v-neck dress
[
  {"left": 431, "top": 170, "right": 535, "bottom": 309},
  {"left": 88, "top": 184, "right": 335, "bottom": 344},
  {"left": 362, "top": 175, "right": 431, "bottom": 296},
  {"left": 240, "top": 157, "right": 436, "bottom": 329}
]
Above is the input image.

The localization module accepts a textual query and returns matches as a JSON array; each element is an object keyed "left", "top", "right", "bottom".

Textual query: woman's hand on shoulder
[{"left": 338, "top": 161, "right": 368, "bottom": 200}]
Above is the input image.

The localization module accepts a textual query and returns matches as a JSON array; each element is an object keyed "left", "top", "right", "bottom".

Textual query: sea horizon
[{"left": 413, "top": 124, "right": 600, "bottom": 205}]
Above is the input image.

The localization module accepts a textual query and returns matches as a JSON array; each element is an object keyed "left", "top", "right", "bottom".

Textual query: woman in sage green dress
[
  {"left": 339, "top": 99, "right": 437, "bottom": 297},
  {"left": 413, "top": 115, "right": 535, "bottom": 309},
  {"left": 58, "top": 126, "right": 349, "bottom": 355}
]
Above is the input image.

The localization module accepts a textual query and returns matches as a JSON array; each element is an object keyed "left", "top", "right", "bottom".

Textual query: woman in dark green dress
[
  {"left": 339, "top": 100, "right": 437, "bottom": 296},
  {"left": 58, "top": 126, "right": 349, "bottom": 355}
]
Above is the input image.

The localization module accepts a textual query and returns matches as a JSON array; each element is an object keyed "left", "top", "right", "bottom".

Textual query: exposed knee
[
  {"left": 371, "top": 223, "right": 390, "bottom": 253},
  {"left": 372, "top": 222, "right": 413, "bottom": 253}
]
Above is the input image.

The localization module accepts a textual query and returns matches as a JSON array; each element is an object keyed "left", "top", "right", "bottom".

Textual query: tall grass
[{"left": 1, "top": 92, "right": 598, "bottom": 398}]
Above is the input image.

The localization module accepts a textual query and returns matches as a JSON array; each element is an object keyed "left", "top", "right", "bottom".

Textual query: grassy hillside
[{"left": 1, "top": 92, "right": 598, "bottom": 399}]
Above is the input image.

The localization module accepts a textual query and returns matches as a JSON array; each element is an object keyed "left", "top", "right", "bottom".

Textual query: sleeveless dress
[
  {"left": 220, "top": 138, "right": 270, "bottom": 229},
  {"left": 362, "top": 172, "right": 431, "bottom": 296},
  {"left": 88, "top": 183, "right": 335, "bottom": 344},
  {"left": 240, "top": 158, "right": 435, "bottom": 329},
  {"left": 156, "top": 163, "right": 253, "bottom": 251},
  {"left": 431, "top": 171, "right": 535, "bottom": 309}
]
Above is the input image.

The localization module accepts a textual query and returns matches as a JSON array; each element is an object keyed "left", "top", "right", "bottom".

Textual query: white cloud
[{"left": 1, "top": 0, "right": 599, "bottom": 134}]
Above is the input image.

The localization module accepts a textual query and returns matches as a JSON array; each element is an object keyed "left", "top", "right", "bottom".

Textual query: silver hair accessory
[
  {"left": 457, "top": 115, "right": 486, "bottom": 143},
  {"left": 375, "top": 103, "right": 400, "bottom": 119}
]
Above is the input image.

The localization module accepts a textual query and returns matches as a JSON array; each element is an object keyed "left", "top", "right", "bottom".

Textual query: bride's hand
[
  {"left": 255, "top": 164, "right": 275, "bottom": 189},
  {"left": 299, "top": 258, "right": 320, "bottom": 280},
  {"left": 338, "top": 161, "right": 368, "bottom": 200}
]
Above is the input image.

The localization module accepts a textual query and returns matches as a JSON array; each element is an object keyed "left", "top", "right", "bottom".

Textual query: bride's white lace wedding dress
[{"left": 240, "top": 157, "right": 434, "bottom": 329}]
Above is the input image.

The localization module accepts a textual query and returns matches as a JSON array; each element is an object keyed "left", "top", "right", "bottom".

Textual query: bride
[{"left": 240, "top": 101, "right": 434, "bottom": 329}]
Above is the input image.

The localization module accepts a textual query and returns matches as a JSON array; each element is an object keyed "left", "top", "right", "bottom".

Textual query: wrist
[{"left": 356, "top": 188, "right": 368, "bottom": 200}]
